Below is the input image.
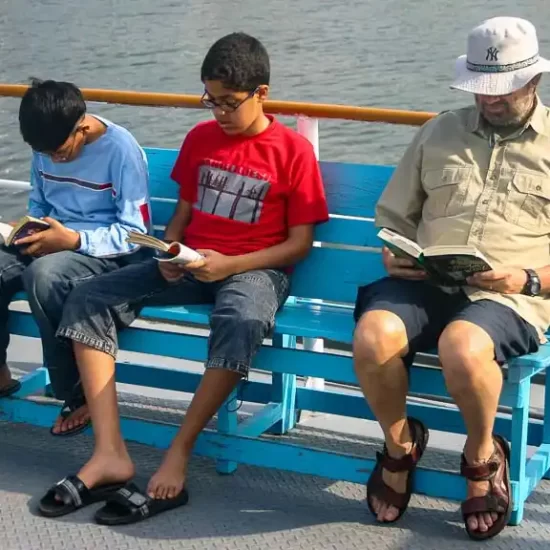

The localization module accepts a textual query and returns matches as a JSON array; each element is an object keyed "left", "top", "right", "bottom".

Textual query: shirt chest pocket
[
  {"left": 504, "top": 172, "right": 550, "bottom": 230},
  {"left": 421, "top": 166, "right": 472, "bottom": 220}
]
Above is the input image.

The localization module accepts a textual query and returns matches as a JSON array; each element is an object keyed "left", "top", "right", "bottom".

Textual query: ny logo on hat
[{"left": 486, "top": 47, "right": 499, "bottom": 61}]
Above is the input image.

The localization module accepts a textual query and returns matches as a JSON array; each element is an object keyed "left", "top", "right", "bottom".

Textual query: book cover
[{"left": 0, "top": 216, "right": 50, "bottom": 247}]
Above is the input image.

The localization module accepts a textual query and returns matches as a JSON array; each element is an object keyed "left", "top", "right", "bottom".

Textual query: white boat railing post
[
  {"left": 296, "top": 116, "right": 325, "bottom": 394},
  {"left": 0, "top": 178, "right": 30, "bottom": 191}
]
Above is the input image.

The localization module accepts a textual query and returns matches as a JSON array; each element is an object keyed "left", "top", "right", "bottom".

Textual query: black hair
[
  {"left": 201, "top": 32, "right": 270, "bottom": 91},
  {"left": 19, "top": 79, "right": 86, "bottom": 152}
]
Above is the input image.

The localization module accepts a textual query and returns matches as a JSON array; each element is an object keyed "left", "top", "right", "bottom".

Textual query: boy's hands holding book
[
  {"left": 185, "top": 249, "right": 236, "bottom": 282},
  {"left": 467, "top": 268, "right": 528, "bottom": 294},
  {"left": 15, "top": 217, "right": 80, "bottom": 256},
  {"left": 382, "top": 247, "right": 428, "bottom": 281},
  {"left": 158, "top": 249, "right": 234, "bottom": 283}
]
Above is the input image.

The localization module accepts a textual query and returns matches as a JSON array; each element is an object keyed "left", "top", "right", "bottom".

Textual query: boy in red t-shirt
[{"left": 38, "top": 32, "right": 329, "bottom": 523}]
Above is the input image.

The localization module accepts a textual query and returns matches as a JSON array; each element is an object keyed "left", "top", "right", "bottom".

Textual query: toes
[
  {"left": 370, "top": 496, "right": 381, "bottom": 515},
  {"left": 166, "top": 486, "right": 177, "bottom": 500},
  {"left": 483, "top": 512, "right": 494, "bottom": 528},
  {"left": 146, "top": 480, "right": 157, "bottom": 499},
  {"left": 159, "top": 485, "right": 169, "bottom": 500},
  {"left": 477, "top": 514, "right": 489, "bottom": 532},
  {"left": 376, "top": 502, "right": 388, "bottom": 522},
  {"left": 467, "top": 515, "right": 479, "bottom": 532},
  {"left": 385, "top": 505, "right": 400, "bottom": 522}
]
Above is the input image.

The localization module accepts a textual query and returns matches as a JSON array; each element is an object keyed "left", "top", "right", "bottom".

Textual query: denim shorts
[
  {"left": 57, "top": 259, "right": 290, "bottom": 377},
  {"left": 354, "top": 277, "right": 539, "bottom": 367}
]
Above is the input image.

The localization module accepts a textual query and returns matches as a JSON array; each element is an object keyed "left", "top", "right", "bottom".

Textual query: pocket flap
[
  {"left": 423, "top": 166, "right": 472, "bottom": 190},
  {"left": 512, "top": 173, "right": 550, "bottom": 199}
]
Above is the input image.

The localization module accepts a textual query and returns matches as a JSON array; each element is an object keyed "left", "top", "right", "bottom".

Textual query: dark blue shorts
[{"left": 354, "top": 277, "right": 539, "bottom": 366}]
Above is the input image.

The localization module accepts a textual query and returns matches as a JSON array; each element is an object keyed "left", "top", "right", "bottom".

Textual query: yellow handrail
[{"left": 0, "top": 84, "right": 436, "bottom": 126}]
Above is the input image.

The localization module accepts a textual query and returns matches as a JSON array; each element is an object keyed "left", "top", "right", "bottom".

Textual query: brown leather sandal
[
  {"left": 366, "top": 417, "right": 429, "bottom": 523},
  {"left": 461, "top": 435, "right": 512, "bottom": 541}
]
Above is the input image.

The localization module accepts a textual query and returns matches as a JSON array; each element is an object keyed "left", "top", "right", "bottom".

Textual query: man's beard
[{"left": 480, "top": 94, "right": 536, "bottom": 129}]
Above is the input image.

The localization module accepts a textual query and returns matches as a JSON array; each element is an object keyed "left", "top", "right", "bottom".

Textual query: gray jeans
[
  {"left": 0, "top": 246, "right": 145, "bottom": 400},
  {"left": 57, "top": 259, "right": 290, "bottom": 376}
]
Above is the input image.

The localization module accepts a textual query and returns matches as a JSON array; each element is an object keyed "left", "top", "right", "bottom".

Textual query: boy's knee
[
  {"left": 22, "top": 255, "right": 71, "bottom": 304},
  {"left": 212, "top": 309, "right": 269, "bottom": 342}
]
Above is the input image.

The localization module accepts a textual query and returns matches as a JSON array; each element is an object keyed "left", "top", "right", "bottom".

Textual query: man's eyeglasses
[{"left": 200, "top": 87, "right": 260, "bottom": 113}]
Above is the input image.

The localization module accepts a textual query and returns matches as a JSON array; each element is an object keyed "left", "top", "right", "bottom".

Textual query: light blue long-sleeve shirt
[{"left": 28, "top": 115, "right": 151, "bottom": 258}]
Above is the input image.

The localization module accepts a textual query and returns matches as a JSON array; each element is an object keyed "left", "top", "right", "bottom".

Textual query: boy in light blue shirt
[{"left": 0, "top": 79, "right": 150, "bottom": 435}]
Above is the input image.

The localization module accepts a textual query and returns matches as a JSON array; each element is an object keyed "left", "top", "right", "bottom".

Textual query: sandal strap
[
  {"left": 378, "top": 417, "right": 425, "bottom": 473},
  {"left": 108, "top": 484, "right": 151, "bottom": 517},
  {"left": 460, "top": 456, "right": 500, "bottom": 481},
  {"left": 377, "top": 449, "right": 418, "bottom": 473},
  {"left": 368, "top": 471, "right": 410, "bottom": 508},
  {"left": 52, "top": 475, "right": 89, "bottom": 507},
  {"left": 461, "top": 494, "right": 508, "bottom": 517}
]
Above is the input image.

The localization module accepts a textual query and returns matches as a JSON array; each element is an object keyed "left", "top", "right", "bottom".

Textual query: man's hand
[
  {"left": 185, "top": 249, "right": 236, "bottom": 282},
  {"left": 467, "top": 269, "right": 528, "bottom": 294},
  {"left": 382, "top": 247, "right": 428, "bottom": 280},
  {"left": 15, "top": 217, "right": 80, "bottom": 256}
]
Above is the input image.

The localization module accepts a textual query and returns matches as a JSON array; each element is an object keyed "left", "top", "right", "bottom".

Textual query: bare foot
[
  {"left": 77, "top": 448, "right": 135, "bottom": 490},
  {"left": 51, "top": 404, "right": 90, "bottom": 434},
  {"left": 370, "top": 441, "right": 413, "bottom": 522},
  {"left": 147, "top": 446, "right": 189, "bottom": 500},
  {"left": 0, "top": 364, "right": 14, "bottom": 390}
]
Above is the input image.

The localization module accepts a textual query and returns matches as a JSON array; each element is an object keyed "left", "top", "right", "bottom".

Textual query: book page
[
  {"left": 126, "top": 231, "right": 170, "bottom": 252},
  {"left": 0, "top": 222, "right": 12, "bottom": 244},
  {"left": 156, "top": 242, "right": 204, "bottom": 265}
]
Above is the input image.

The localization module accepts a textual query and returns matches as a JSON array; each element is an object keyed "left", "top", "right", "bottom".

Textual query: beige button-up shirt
[{"left": 376, "top": 99, "right": 550, "bottom": 341}]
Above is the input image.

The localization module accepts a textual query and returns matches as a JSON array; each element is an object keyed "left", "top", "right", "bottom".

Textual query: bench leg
[
  {"left": 543, "top": 372, "right": 550, "bottom": 480},
  {"left": 269, "top": 334, "right": 297, "bottom": 435},
  {"left": 508, "top": 379, "right": 530, "bottom": 526},
  {"left": 216, "top": 388, "right": 238, "bottom": 475}
]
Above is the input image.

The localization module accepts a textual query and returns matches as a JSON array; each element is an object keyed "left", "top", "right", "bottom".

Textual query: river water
[{"left": 0, "top": 0, "right": 548, "bottom": 216}]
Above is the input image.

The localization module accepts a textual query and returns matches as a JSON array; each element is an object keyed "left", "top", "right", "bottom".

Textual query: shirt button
[
  {"left": 536, "top": 185, "right": 542, "bottom": 191},
  {"left": 482, "top": 200, "right": 489, "bottom": 205}
]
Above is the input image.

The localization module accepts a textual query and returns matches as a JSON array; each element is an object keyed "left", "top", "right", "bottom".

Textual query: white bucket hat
[{"left": 450, "top": 16, "right": 550, "bottom": 96}]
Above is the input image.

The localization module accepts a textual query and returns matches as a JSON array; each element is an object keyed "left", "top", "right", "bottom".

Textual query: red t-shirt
[{"left": 170, "top": 116, "right": 329, "bottom": 256}]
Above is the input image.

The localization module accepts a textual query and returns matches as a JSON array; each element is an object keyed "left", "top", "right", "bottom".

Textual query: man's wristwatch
[{"left": 522, "top": 269, "right": 542, "bottom": 296}]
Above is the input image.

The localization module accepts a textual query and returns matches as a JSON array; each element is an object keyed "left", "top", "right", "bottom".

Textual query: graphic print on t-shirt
[{"left": 195, "top": 161, "right": 271, "bottom": 224}]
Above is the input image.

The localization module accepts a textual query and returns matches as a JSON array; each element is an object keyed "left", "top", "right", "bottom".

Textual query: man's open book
[
  {"left": 0, "top": 216, "right": 50, "bottom": 247},
  {"left": 377, "top": 228, "right": 493, "bottom": 285},
  {"left": 126, "top": 231, "right": 203, "bottom": 265}
]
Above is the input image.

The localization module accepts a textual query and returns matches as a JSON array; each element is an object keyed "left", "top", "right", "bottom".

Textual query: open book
[
  {"left": 126, "top": 231, "right": 203, "bottom": 265},
  {"left": 0, "top": 216, "right": 50, "bottom": 247},
  {"left": 377, "top": 228, "right": 493, "bottom": 285}
]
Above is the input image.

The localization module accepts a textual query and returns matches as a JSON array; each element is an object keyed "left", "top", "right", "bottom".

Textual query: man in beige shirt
[{"left": 353, "top": 17, "right": 550, "bottom": 540}]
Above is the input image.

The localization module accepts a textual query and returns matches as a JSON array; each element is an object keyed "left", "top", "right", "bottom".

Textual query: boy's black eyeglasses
[{"left": 200, "top": 87, "right": 260, "bottom": 113}]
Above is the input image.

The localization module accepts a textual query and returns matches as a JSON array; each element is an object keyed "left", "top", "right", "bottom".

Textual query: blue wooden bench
[{"left": 2, "top": 146, "right": 550, "bottom": 525}]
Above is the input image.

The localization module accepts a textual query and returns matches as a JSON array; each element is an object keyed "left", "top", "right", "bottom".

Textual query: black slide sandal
[
  {"left": 0, "top": 379, "right": 20, "bottom": 397},
  {"left": 38, "top": 475, "right": 126, "bottom": 517},
  {"left": 50, "top": 394, "right": 90, "bottom": 437},
  {"left": 94, "top": 482, "right": 189, "bottom": 525}
]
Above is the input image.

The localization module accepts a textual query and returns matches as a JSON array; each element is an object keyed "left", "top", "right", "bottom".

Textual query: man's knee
[
  {"left": 353, "top": 310, "right": 409, "bottom": 370},
  {"left": 438, "top": 321, "right": 496, "bottom": 388}
]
